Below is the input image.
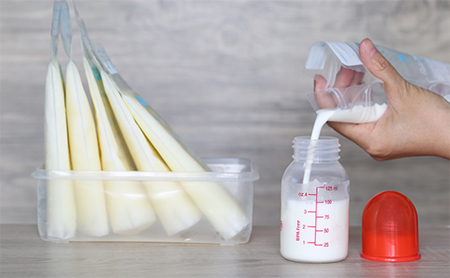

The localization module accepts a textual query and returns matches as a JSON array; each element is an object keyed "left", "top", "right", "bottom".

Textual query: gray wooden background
[{"left": 1, "top": 0, "right": 449, "bottom": 227}]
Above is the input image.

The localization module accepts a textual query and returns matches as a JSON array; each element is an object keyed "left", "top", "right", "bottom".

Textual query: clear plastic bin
[{"left": 32, "top": 158, "right": 259, "bottom": 244}]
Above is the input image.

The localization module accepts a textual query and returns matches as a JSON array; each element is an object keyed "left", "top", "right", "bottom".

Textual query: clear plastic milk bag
[{"left": 304, "top": 42, "right": 450, "bottom": 122}]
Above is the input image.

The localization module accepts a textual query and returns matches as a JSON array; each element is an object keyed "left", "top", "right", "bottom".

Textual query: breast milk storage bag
[{"left": 304, "top": 42, "right": 450, "bottom": 123}]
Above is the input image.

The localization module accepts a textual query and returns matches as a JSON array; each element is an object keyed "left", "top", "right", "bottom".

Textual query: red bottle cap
[{"left": 361, "top": 191, "right": 420, "bottom": 262}]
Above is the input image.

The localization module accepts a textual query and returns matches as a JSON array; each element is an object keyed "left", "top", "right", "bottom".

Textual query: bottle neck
[{"left": 292, "top": 136, "right": 341, "bottom": 162}]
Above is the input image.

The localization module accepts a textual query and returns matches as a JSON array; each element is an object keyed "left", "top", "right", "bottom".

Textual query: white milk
[
  {"left": 280, "top": 199, "right": 349, "bottom": 262},
  {"left": 327, "top": 103, "right": 388, "bottom": 123},
  {"left": 302, "top": 103, "right": 387, "bottom": 184}
]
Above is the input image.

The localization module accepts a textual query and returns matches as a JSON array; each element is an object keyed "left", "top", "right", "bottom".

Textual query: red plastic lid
[{"left": 361, "top": 191, "right": 420, "bottom": 262}]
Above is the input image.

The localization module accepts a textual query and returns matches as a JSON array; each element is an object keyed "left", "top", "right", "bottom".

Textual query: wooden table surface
[{"left": 1, "top": 225, "right": 448, "bottom": 278}]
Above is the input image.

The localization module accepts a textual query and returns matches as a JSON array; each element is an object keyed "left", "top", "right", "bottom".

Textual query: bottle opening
[{"left": 292, "top": 136, "right": 341, "bottom": 162}]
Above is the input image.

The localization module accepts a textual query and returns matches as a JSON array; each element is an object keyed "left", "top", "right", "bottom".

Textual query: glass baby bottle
[{"left": 280, "top": 136, "right": 350, "bottom": 263}]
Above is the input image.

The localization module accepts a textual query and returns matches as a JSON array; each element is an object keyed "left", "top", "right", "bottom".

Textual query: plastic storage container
[
  {"left": 32, "top": 158, "right": 258, "bottom": 244},
  {"left": 280, "top": 136, "right": 350, "bottom": 263}
]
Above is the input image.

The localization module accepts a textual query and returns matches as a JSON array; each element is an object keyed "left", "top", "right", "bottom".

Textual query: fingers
[
  {"left": 334, "top": 65, "right": 366, "bottom": 88},
  {"left": 350, "top": 71, "right": 365, "bottom": 86},
  {"left": 359, "top": 38, "right": 407, "bottom": 98},
  {"left": 334, "top": 68, "right": 355, "bottom": 88},
  {"left": 314, "top": 68, "right": 365, "bottom": 109},
  {"left": 314, "top": 74, "right": 327, "bottom": 90},
  {"left": 314, "top": 75, "right": 338, "bottom": 109}
]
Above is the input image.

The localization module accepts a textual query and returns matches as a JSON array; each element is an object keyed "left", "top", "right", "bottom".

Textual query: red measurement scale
[
  {"left": 307, "top": 186, "right": 331, "bottom": 247},
  {"left": 296, "top": 183, "right": 337, "bottom": 248},
  {"left": 306, "top": 185, "right": 326, "bottom": 247}
]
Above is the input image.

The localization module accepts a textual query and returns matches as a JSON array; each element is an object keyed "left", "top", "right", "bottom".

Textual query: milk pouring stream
[{"left": 303, "top": 103, "right": 387, "bottom": 184}]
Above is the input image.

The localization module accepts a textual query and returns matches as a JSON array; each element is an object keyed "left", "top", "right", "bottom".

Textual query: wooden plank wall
[{"left": 1, "top": 0, "right": 449, "bottom": 227}]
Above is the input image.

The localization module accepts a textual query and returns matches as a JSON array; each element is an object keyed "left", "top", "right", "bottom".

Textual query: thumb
[{"left": 359, "top": 38, "right": 407, "bottom": 98}]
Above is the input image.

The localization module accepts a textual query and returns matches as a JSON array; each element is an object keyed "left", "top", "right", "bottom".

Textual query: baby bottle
[{"left": 280, "top": 136, "right": 350, "bottom": 263}]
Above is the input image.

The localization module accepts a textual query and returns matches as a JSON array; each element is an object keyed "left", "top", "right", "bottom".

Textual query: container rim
[{"left": 31, "top": 157, "right": 259, "bottom": 182}]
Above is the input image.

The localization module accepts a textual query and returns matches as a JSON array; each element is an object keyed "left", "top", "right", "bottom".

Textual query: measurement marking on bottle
[
  {"left": 305, "top": 185, "right": 327, "bottom": 247},
  {"left": 296, "top": 183, "right": 337, "bottom": 248}
]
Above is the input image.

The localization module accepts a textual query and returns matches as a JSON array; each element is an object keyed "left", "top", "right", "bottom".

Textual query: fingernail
[
  {"left": 362, "top": 39, "right": 377, "bottom": 57},
  {"left": 314, "top": 74, "right": 321, "bottom": 90}
]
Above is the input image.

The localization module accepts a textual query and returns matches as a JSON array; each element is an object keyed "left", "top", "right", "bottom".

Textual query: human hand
[{"left": 314, "top": 38, "right": 450, "bottom": 160}]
